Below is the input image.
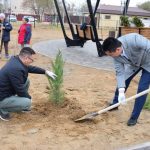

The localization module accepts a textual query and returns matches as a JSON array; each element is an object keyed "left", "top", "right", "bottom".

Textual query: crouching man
[{"left": 0, "top": 47, "right": 56, "bottom": 121}]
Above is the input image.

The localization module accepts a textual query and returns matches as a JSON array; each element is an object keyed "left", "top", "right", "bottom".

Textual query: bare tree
[{"left": 22, "top": 0, "right": 55, "bottom": 20}]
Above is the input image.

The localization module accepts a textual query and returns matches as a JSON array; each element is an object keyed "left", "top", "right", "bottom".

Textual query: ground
[{"left": 0, "top": 23, "right": 150, "bottom": 150}]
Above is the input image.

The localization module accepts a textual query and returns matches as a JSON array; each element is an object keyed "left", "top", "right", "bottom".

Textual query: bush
[
  {"left": 131, "top": 16, "right": 144, "bottom": 27},
  {"left": 47, "top": 50, "right": 65, "bottom": 104},
  {"left": 120, "top": 16, "right": 130, "bottom": 27},
  {"left": 144, "top": 94, "right": 150, "bottom": 110}
]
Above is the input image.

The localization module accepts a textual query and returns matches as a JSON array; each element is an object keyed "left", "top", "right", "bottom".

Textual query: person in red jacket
[{"left": 18, "top": 17, "right": 32, "bottom": 49}]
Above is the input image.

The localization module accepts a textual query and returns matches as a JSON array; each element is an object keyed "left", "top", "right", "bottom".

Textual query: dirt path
[{"left": 0, "top": 23, "right": 150, "bottom": 150}]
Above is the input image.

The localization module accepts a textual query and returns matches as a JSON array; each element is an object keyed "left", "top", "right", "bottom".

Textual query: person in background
[
  {"left": 102, "top": 33, "right": 150, "bottom": 126},
  {"left": 0, "top": 47, "right": 56, "bottom": 121},
  {"left": 0, "top": 13, "right": 13, "bottom": 59},
  {"left": 18, "top": 17, "right": 32, "bottom": 49}
]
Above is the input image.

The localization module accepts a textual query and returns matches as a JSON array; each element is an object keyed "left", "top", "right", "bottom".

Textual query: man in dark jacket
[
  {"left": 0, "top": 47, "right": 56, "bottom": 121},
  {"left": 0, "top": 13, "right": 12, "bottom": 59}
]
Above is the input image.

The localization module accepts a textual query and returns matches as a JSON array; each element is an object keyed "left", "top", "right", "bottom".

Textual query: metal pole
[
  {"left": 62, "top": 0, "right": 76, "bottom": 38},
  {"left": 123, "top": 0, "right": 130, "bottom": 15},
  {"left": 87, "top": 0, "right": 103, "bottom": 57},
  {"left": 53, "top": 0, "right": 67, "bottom": 38}
]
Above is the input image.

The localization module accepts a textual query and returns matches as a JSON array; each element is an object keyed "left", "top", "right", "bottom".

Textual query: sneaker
[
  {"left": 108, "top": 103, "right": 119, "bottom": 111},
  {"left": 127, "top": 117, "right": 137, "bottom": 126},
  {"left": 22, "top": 109, "right": 31, "bottom": 113},
  {"left": 0, "top": 110, "right": 10, "bottom": 121},
  {"left": 5, "top": 54, "right": 10, "bottom": 59}
]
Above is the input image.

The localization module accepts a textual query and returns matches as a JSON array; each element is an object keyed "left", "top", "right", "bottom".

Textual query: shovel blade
[{"left": 74, "top": 112, "right": 98, "bottom": 122}]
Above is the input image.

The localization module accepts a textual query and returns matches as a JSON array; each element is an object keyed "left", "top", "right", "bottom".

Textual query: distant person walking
[
  {"left": 0, "top": 13, "right": 13, "bottom": 59},
  {"left": 18, "top": 17, "right": 32, "bottom": 49}
]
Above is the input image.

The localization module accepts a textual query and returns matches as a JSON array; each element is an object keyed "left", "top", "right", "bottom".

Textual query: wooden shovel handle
[{"left": 97, "top": 88, "right": 150, "bottom": 115}]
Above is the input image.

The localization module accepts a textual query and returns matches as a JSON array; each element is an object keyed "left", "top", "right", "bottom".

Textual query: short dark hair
[
  {"left": 24, "top": 18, "right": 29, "bottom": 22},
  {"left": 102, "top": 37, "right": 122, "bottom": 53},
  {"left": 19, "top": 47, "right": 36, "bottom": 57}
]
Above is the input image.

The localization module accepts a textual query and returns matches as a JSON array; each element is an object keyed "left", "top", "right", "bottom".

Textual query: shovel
[{"left": 75, "top": 88, "right": 150, "bottom": 122}]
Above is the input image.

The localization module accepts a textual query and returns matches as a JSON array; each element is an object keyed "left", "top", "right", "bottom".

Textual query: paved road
[{"left": 32, "top": 39, "right": 115, "bottom": 71}]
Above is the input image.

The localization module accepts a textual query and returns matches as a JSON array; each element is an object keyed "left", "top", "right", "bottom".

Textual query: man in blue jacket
[
  {"left": 0, "top": 47, "right": 56, "bottom": 121},
  {"left": 0, "top": 13, "right": 12, "bottom": 59},
  {"left": 102, "top": 33, "right": 150, "bottom": 126}
]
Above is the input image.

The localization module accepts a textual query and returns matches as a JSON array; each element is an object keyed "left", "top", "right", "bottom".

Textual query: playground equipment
[{"left": 54, "top": 0, "right": 130, "bottom": 57}]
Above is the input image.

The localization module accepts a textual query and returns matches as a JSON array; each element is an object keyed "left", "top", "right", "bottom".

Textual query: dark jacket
[
  {"left": 0, "top": 56, "right": 45, "bottom": 101},
  {"left": 1, "top": 19, "right": 13, "bottom": 42}
]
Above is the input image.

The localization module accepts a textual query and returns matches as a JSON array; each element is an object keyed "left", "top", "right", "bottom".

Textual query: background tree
[
  {"left": 22, "top": 0, "right": 55, "bottom": 21},
  {"left": 137, "top": 1, "right": 150, "bottom": 11},
  {"left": 0, "top": 4, "right": 4, "bottom": 13}
]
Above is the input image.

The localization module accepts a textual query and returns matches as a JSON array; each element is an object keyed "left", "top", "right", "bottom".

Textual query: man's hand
[
  {"left": 118, "top": 88, "right": 126, "bottom": 105},
  {"left": 45, "top": 70, "right": 57, "bottom": 80}
]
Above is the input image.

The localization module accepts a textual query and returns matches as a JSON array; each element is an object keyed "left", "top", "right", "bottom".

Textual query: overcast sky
[{"left": 65, "top": 0, "right": 149, "bottom": 7}]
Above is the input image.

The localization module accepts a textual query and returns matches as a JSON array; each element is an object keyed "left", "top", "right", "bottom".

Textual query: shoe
[
  {"left": 0, "top": 110, "right": 10, "bottom": 121},
  {"left": 108, "top": 103, "right": 119, "bottom": 111},
  {"left": 127, "top": 117, "right": 137, "bottom": 126},
  {"left": 5, "top": 54, "right": 10, "bottom": 59},
  {"left": 22, "top": 109, "right": 31, "bottom": 113}
]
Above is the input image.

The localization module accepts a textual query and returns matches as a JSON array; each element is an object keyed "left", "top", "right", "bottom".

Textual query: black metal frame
[
  {"left": 118, "top": 0, "right": 131, "bottom": 37},
  {"left": 54, "top": 0, "right": 85, "bottom": 47},
  {"left": 87, "top": 0, "right": 104, "bottom": 56},
  {"left": 54, "top": 0, "right": 130, "bottom": 57}
]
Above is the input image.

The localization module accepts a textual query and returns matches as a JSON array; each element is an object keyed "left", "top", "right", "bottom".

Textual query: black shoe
[
  {"left": 0, "top": 111, "right": 10, "bottom": 121},
  {"left": 127, "top": 117, "right": 137, "bottom": 126},
  {"left": 108, "top": 103, "right": 119, "bottom": 111},
  {"left": 22, "top": 109, "right": 31, "bottom": 113}
]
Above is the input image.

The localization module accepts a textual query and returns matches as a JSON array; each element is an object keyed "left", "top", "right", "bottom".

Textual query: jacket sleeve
[
  {"left": 28, "top": 65, "right": 46, "bottom": 74},
  {"left": 24, "top": 25, "right": 31, "bottom": 44},
  {"left": 4, "top": 22, "right": 13, "bottom": 32},
  {"left": 8, "top": 69, "right": 31, "bottom": 99},
  {"left": 133, "top": 33, "right": 149, "bottom": 50},
  {"left": 114, "top": 58, "right": 126, "bottom": 88}
]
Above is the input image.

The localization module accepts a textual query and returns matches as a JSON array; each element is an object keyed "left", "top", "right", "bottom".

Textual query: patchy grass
[{"left": 144, "top": 94, "right": 150, "bottom": 110}]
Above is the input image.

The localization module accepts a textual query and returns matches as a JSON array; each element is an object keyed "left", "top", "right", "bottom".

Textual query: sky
[{"left": 66, "top": 0, "right": 149, "bottom": 7}]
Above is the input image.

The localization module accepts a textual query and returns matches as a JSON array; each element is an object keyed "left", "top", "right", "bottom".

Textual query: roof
[{"left": 97, "top": 4, "right": 150, "bottom": 17}]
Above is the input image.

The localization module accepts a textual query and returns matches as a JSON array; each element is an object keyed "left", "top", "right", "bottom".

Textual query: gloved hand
[
  {"left": 45, "top": 70, "right": 57, "bottom": 80},
  {"left": 118, "top": 88, "right": 126, "bottom": 105}
]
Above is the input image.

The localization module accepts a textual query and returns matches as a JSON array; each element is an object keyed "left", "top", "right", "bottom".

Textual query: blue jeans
[{"left": 112, "top": 68, "right": 150, "bottom": 120}]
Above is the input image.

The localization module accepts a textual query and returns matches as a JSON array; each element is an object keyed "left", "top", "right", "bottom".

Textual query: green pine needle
[{"left": 47, "top": 50, "right": 65, "bottom": 104}]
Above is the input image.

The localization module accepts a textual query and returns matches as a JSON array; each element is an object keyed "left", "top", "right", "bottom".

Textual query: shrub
[
  {"left": 47, "top": 50, "right": 65, "bottom": 104},
  {"left": 144, "top": 94, "right": 150, "bottom": 110},
  {"left": 131, "top": 16, "right": 144, "bottom": 27},
  {"left": 120, "top": 15, "right": 130, "bottom": 27}
]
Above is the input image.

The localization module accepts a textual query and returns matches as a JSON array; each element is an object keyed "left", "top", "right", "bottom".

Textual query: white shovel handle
[{"left": 97, "top": 88, "right": 150, "bottom": 115}]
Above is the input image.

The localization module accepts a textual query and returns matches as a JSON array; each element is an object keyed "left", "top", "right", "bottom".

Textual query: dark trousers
[
  {"left": 0, "top": 41, "right": 9, "bottom": 55},
  {"left": 112, "top": 68, "right": 150, "bottom": 120}
]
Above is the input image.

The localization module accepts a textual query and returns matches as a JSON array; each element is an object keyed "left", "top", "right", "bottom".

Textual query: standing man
[
  {"left": 18, "top": 17, "right": 31, "bottom": 48},
  {"left": 0, "top": 13, "right": 13, "bottom": 59},
  {"left": 102, "top": 33, "right": 150, "bottom": 126},
  {"left": 0, "top": 47, "right": 56, "bottom": 121}
]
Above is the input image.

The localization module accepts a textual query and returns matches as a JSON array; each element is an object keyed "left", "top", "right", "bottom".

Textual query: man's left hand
[{"left": 118, "top": 88, "right": 126, "bottom": 105}]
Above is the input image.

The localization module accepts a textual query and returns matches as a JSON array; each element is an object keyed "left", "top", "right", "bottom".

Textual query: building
[{"left": 96, "top": 4, "right": 150, "bottom": 29}]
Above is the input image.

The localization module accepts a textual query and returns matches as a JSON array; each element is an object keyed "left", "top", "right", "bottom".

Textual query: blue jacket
[
  {"left": 1, "top": 19, "right": 12, "bottom": 42},
  {"left": 0, "top": 56, "right": 46, "bottom": 101}
]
